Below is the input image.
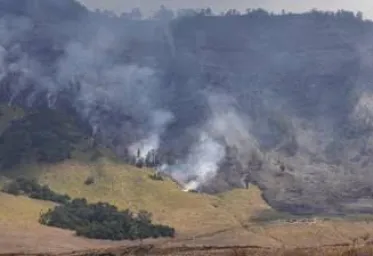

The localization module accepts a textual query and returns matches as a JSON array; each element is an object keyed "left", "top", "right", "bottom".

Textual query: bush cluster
[
  {"left": 39, "top": 199, "right": 175, "bottom": 240},
  {"left": 2, "top": 177, "right": 71, "bottom": 204},
  {"left": 3, "top": 178, "right": 175, "bottom": 241}
]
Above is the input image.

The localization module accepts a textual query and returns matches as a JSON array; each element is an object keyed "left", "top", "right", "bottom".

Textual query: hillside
[
  {"left": 0, "top": 157, "right": 274, "bottom": 252},
  {"left": 0, "top": 191, "right": 53, "bottom": 224},
  {"left": 1, "top": 0, "right": 373, "bottom": 215},
  {"left": 0, "top": 103, "right": 267, "bottom": 232},
  {"left": 0, "top": 39, "right": 373, "bottom": 255},
  {"left": 0, "top": 104, "right": 272, "bottom": 251},
  {"left": 1, "top": 103, "right": 373, "bottom": 252},
  {"left": 5, "top": 160, "right": 373, "bottom": 253},
  {"left": 0, "top": 158, "right": 270, "bottom": 235},
  {"left": 4, "top": 1, "right": 373, "bottom": 254}
]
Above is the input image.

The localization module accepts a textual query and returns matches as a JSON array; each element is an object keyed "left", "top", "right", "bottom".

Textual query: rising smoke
[
  {"left": 1, "top": 0, "right": 373, "bottom": 214},
  {"left": 160, "top": 92, "right": 257, "bottom": 191}
]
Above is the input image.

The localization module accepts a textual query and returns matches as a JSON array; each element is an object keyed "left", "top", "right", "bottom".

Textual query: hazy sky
[{"left": 78, "top": 0, "right": 373, "bottom": 19}]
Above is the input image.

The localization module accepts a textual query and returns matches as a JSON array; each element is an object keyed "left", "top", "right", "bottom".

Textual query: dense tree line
[
  {"left": 39, "top": 199, "right": 175, "bottom": 240},
  {"left": 0, "top": 108, "right": 98, "bottom": 169},
  {"left": 2, "top": 177, "right": 71, "bottom": 204}
]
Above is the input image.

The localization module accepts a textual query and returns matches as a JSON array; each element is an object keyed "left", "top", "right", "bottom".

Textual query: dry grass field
[
  {"left": 9, "top": 159, "right": 272, "bottom": 236},
  {"left": 2, "top": 159, "right": 373, "bottom": 255}
]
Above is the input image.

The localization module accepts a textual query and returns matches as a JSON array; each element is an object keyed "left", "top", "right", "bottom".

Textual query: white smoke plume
[
  {"left": 0, "top": 7, "right": 174, "bottom": 159},
  {"left": 128, "top": 109, "right": 174, "bottom": 158},
  {"left": 352, "top": 92, "right": 373, "bottom": 127},
  {"left": 161, "top": 92, "right": 258, "bottom": 191},
  {"left": 205, "top": 92, "right": 259, "bottom": 164},
  {"left": 174, "top": 132, "right": 225, "bottom": 191}
]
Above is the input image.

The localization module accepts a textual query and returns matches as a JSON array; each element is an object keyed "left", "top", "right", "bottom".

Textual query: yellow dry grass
[
  {"left": 4, "top": 158, "right": 373, "bottom": 250},
  {"left": 25, "top": 158, "right": 268, "bottom": 236},
  {"left": 216, "top": 188, "right": 272, "bottom": 223},
  {"left": 0, "top": 192, "right": 54, "bottom": 227}
]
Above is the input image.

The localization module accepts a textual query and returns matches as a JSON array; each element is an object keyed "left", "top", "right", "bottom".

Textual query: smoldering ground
[{"left": 1, "top": 0, "right": 373, "bottom": 214}]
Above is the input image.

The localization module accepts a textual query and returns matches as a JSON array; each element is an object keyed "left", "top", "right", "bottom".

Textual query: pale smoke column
[
  {"left": 181, "top": 132, "right": 225, "bottom": 191},
  {"left": 0, "top": 45, "right": 5, "bottom": 82},
  {"left": 352, "top": 92, "right": 373, "bottom": 127},
  {"left": 128, "top": 109, "right": 174, "bottom": 158},
  {"left": 129, "top": 134, "right": 160, "bottom": 159},
  {"left": 163, "top": 92, "right": 258, "bottom": 191},
  {"left": 207, "top": 92, "right": 258, "bottom": 154}
]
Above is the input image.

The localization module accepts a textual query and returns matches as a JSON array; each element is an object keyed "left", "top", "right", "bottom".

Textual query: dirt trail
[
  {"left": 4, "top": 243, "right": 373, "bottom": 256},
  {"left": 3, "top": 219, "right": 373, "bottom": 255}
]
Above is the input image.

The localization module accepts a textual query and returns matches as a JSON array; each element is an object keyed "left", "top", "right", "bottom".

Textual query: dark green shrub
[
  {"left": 84, "top": 176, "right": 95, "bottom": 185},
  {"left": 39, "top": 199, "right": 175, "bottom": 241},
  {"left": 2, "top": 178, "right": 71, "bottom": 204},
  {"left": 135, "top": 159, "right": 144, "bottom": 168},
  {"left": 2, "top": 181, "right": 21, "bottom": 195}
]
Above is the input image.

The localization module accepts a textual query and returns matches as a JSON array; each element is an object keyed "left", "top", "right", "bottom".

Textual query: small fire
[{"left": 182, "top": 180, "right": 199, "bottom": 192}]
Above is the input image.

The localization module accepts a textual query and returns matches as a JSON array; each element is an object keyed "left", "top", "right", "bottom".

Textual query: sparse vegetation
[
  {"left": 39, "top": 199, "right": 175, "bottom": 240},
  {"left": 250, "top": 209, "right": 300, "bottom": 223},
  {"left": 135, "top": 159, "right": 144, "bottom": 169},
  {"left": 149, "top": 172, "right": 163, "bottom": 181},
  {"left": 188, "top": 189, "right": 199, "bottom": 193},
  {"left": 84, "top": 176, "right": 95, "bottom": 185}
]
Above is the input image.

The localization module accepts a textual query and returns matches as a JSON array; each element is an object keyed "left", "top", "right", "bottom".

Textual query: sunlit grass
[
  {"left": 0, "top": 192, "right": 54, "bottom": 227},
  {"left": 28, "top": 158, "right": 267, "bottom": 235}
]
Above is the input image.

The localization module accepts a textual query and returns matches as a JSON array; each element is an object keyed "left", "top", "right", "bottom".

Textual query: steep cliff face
[{"left": 1, "top": 0, "right": 373, "bottom": 214}]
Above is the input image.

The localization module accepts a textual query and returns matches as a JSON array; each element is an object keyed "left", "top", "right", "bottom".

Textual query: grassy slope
[
  {"left": 12, "top": 158, "right": 270, "bottom": 235},
  {"left": 0, "top": 157, "right": 281, "bottom": 250},
  {"left": 0, "top": 103, "right": 263, "bottom": 236},
  {"left": 5, "top": 159, "right": 373, "bottom": 248},
  {"left": 0, "top": 104, "right": 269, "bottom": 235},
  {"left": 0, "top": 192, "right": 54, "bottom": 226},
  {"left": 2, "top": 104, "right": 373, "bottom": 250}
]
